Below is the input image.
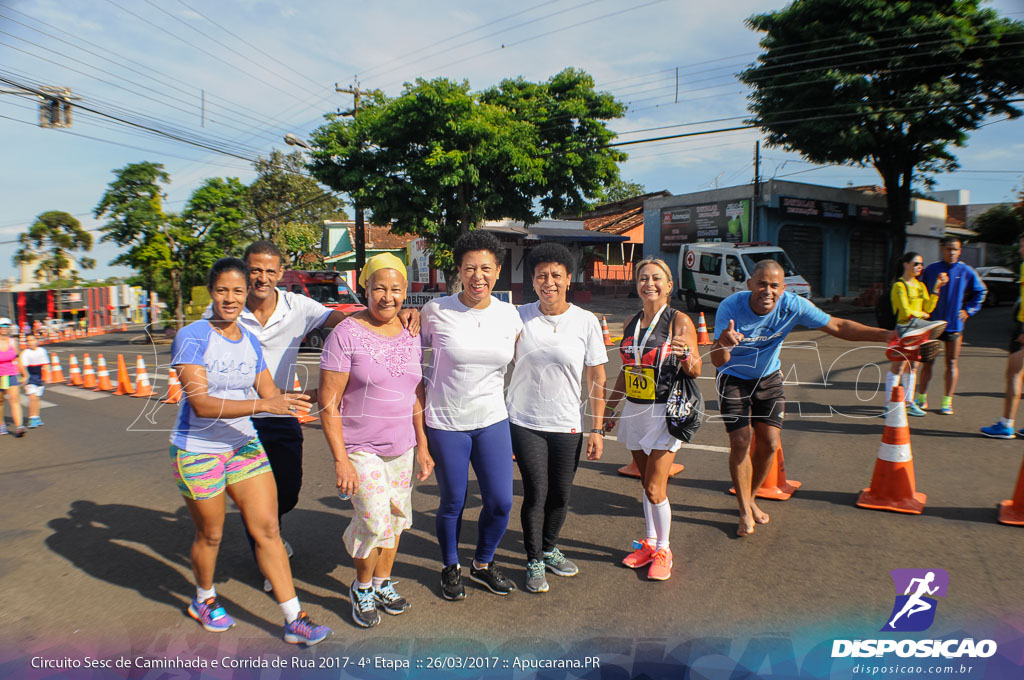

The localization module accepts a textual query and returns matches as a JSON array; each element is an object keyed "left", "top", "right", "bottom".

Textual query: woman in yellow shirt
[{"left": 886, "top": 252, "right": 947, "bottom": 416}]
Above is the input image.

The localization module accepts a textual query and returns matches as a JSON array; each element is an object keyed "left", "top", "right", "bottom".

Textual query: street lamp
[{"left": 283, "top": 133, "right": 366, "bottom": 298}]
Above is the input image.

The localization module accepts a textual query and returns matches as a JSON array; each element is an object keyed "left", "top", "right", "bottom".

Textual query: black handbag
[{"left": 665, "top": 366, "right": 703, "bottom": 442}]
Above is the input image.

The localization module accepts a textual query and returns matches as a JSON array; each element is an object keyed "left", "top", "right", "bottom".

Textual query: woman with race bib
[{"left": 603, "top": 257, "right": 701, "bottom": 581}]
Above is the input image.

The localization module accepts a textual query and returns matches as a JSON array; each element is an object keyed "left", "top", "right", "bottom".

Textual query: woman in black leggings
[{"left": 506, "top": 243, "right": 608, "bottom": 593}]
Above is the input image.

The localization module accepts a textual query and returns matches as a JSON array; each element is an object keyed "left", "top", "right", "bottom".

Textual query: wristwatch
[{"left": 590, "top": 428, "right": 605, "bottom": 436}]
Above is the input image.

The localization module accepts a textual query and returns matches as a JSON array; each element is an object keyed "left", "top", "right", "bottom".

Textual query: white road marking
[
  {"left": 45, "top": 385, "right": 111, "bottom": 400},
  {"left": 603, "top": 435, "right": 731, "bottom": 453},
  {"left": 19, "top": 395, "right": 57, "bottom": 410}
]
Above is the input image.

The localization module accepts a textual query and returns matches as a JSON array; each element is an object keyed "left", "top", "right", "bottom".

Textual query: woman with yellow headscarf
[{"left": 319, "top": 253, "right": 434, "bottom": 629}]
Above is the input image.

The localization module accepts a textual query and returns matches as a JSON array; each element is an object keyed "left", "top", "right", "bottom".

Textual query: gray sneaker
[
  {"left": 542, "top": 548, "right": 579, "bottom": 577},
  {"left": 525, "top": 559, "right": 549, "bottom": 593},
  {"left": 896, "top": 318, "right": 946, "bottom": 344}
]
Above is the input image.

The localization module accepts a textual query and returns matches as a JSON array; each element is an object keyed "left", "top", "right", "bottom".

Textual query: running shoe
[
  {"left": 896, "top": 318, "right": 947, "bottom": 345},
  {"left": 905, "top": 401, "right": 926, "bottom": 417},
  {"left": 284, "top": 611, "right": 333, "bottom": 645},
  {"left": 263, "top": 539, "right": 294, "bottom": 592},
  {"left": 915, "top": 394, "right": 928, "bottom": 410},
  {"left": 349, "top": 583, "right": 381, "bottom": 628},
  {"left": 525, "top": 559, "right": 549, "bottom": 593},
  {"left": 940, "top": 397, "right": 954, "bottom": 415},
  {"left": 440, "top": 564, "right": 465, "bottom": 601},
  {"left": 981, "top": 422, "right": 1015, "bottom": 439},
  {"left": 373, "top": 579, "right": 410, "bottom": 615},
  {"left": 917, "top": 339, "right": 942, "bottom": 363},
  {"left": 0, "top": 424, "right": 7, "bottom": 435},
  {"left": 12, "top": 425, "right": 25, "bottom": 438},
  {"left": 27, "top": 416, "right": 42, "bottom": 429},
  {"left": 469, "top": 563, "right": 516, "bottom": 595},
  {"left": 542, "top": 548, "right": 579, "bottom": 577},
  {"left": 647, "top": 548, "right": 673, "bottom": 581},
  {"left": 622, "top": 539, "right": 656, "bottom": 569},
  {"left": 1016, "top": 428, "right": 1024, "bottom": 439},
  {"left": 187, "top": 596, "right": 236, "bottom": 632}
]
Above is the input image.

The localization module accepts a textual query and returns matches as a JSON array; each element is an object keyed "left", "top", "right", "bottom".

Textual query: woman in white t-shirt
[
  {"left": 420, "top": 231, "right": 523, "bottom": 601},
  {"left": 506, "top": 243, "right": 608, "bottom": 594}
]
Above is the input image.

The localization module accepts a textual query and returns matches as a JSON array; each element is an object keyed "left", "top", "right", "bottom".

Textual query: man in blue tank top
[{"left": 712, "top": 260, "right": 895, "bottom": 537}]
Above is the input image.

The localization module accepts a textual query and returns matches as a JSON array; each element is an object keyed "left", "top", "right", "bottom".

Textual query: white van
[{"left": 676, "top": 243, "right": 812, "bottom": 311}]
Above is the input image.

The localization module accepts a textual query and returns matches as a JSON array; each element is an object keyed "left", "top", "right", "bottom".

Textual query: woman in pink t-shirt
[
  {"left": 319, "top": 254, "right": 434, "bottom": 629},
  {"left": 0, "top": 318, "right": 26, "bottom": 437}
]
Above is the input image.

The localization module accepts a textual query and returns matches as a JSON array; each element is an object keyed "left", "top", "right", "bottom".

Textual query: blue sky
[{"left": 1, "top": 0, "right": 1022, "bottom": 281}]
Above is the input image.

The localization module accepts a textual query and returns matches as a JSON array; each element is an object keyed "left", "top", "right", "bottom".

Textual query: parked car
[
  {"left": 976, "top": 266, "right": 1018, "bottom": 307},
  {"left": 277, "top": 270, "right": 365, "bottom": 350},
  {"left": 675, "top": 242, "right": 812, "bottom": 312},
  {"left": 39, "top": 318, "right": 73, "bottom": 334}
]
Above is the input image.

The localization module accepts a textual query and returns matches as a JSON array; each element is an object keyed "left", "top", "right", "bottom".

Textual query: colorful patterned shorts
[
  {"left": 0, "top": 374, "right": 21, "bottom": 390},
  {"left": 171, "top": 438, "right": 270, "bottom": 500},
  {"left": 343, "top": 448, "right": 414, "bottom": 559}
]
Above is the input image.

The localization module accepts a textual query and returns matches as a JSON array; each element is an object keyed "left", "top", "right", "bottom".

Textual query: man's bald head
[{"left": 752, "top": 259, "right": 785, "bottom": 278}]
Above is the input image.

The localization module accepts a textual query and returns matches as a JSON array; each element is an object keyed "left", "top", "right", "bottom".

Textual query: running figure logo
[{"left": 882, "top": 568, "right": 949, "bottom": 632}]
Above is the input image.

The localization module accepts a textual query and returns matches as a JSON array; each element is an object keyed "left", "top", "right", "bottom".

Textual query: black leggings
[{"left": 510, "top": 423, "right": 583, "bottom": 561}]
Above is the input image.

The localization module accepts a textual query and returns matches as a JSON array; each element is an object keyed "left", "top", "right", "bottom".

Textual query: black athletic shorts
[
  {"left": 938, "top": 331, "right": 961, "bottom": 343},
  {"left": 1011, "top": 320, "right": 1024, "bottom": 354},
  {"left": 715, "top": 370, "right": 785, "bottom": 433}
]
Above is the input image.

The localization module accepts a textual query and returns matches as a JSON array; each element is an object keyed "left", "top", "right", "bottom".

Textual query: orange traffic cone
[
  {"left": 113, "top": 354, "right": 134, "bottom": 396},
  {"left": 68, "top": 355, "right": 82, "bottom": 386},
  {"left": 601, "top": 315, "right": 613, "bottom": 347},
  {"left": 93, "top": 355, "right": 114, "bottom": 391},
  {"left": 161, "top": 368, "right": 182, "bottom": 404},
  {"left": 998, "top": 450, "right": 1024, "bottom": 526},
  {"left": 133, "top": 355, "right": 154, "bottom": 398},
  {"left": 49, "top": 354, "right": 65, "bottom": 383},
  {"left": 41, "top": 361, "right": 52, "bottom": 384},
  {"left": 856, "top": 385, "right": 926, "bottom": 514},
  {"left": 696, "top": 312, "right": 711, "bottom": 346},
  {"left": 618, "top": 459, "right": 685, "bottom": 478},
  {"left": 81, "top": 353, "right": 98, "bottom": 389},
  {"left": 729, "top": 430, "right": 802, "bottom": 501},
  {"left": 292, "top": 373, "right": 317, "bottom": 424}
]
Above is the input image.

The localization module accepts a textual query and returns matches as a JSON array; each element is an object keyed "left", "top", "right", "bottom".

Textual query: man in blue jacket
[{"left": 917, "top": 236, "right": 987, "bottom": 415}]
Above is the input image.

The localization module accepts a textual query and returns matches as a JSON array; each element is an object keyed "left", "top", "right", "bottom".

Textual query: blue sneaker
[
  {"left": 981, "top": 422, "right": 1015, "bottom": 439},
  {"left": 905, "top": 401, "right": 926, "bottom": 417},
  {"left": 28, "top": 416, "right": 42, "bottom": 429},
  {"left": 0, "top": 423, "right": 7, "bottom": 435},
  {"left": 187, "top": 596, "right": 235, "bottom": 632},
  {"left": 1017, "top": 428, "right": 1024, "bottom": 439},
  {"left": 284, "top": 611, "right": 333, "bottom": 645}
]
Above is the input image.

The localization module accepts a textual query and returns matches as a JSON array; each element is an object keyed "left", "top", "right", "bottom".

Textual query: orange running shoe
[
  {"left": 622, "top": 539, "right": 656, "bottom": 569},
  {"left": 647, "top": 548, "right": 673, "bottom": 581}
]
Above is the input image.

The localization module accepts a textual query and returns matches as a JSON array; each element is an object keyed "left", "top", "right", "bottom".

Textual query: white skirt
[{"left": 616, "top": 399, "right": 682, "bottom": 455}]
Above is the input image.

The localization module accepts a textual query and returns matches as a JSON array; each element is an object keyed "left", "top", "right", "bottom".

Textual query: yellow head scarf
[{"left": 358, "top": 252, "right": 408, "bottom": 288}]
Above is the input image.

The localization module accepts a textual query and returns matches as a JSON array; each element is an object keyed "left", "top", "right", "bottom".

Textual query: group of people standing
[
  {"left": 170, "top": 229, "right": 957, "bottom": 642},
  {"left": 0, "top": 320, "right": 51, "bottom": 437}
]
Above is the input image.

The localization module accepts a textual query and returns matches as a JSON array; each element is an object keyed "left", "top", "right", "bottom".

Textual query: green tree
[
  {"left": 308, "top": 71, "right": 626, "bottom": 287},
  {"left": 591, "top": 177, "right": 648, "bottom": 206},
  {"left": 248, "top": 150, "right": 347, "bottom": 261},
  {"left": 13, "top": 210, "right": 96, "bottom": 284},
  {"left": 973, "top": 203, "right": 1024, "bottom": 245},
  {"left": 94, "top": 162, "right": 174, "bottom": 315},
  {"left": 740, "top": 0, "right": 1024, "bottom": 256}
]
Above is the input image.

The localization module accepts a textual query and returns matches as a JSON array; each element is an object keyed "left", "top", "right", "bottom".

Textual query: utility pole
[
  {"left": 752, "top": 140, "right": 760, "bottom": 242},
  {"left": 336, "top": 79, "right": 367, "bottom": 297}
]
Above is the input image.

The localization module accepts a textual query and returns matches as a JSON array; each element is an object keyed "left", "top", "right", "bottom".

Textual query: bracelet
[{"left": 589, "top": 428, "right": 605, "bottom": 435}]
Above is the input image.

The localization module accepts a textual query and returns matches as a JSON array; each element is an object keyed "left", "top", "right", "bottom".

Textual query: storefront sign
[
  {"left": 857, "top": 205, "right": 889, "bottom": 223},
  {"left": 780, "top": 197, "right": 847, "bottom": 220},
  {"left": 660, "top": 199, "right": 750, "bottom": 250}
]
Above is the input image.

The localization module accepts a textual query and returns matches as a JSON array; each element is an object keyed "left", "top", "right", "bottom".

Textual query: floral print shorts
[{"left": 343, "top": 448, "right": 414, "bottom": 558}]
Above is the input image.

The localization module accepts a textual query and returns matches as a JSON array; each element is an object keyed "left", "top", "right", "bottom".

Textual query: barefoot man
[{"left": 711, "top": 260, "right": 895, "bottom": 537}]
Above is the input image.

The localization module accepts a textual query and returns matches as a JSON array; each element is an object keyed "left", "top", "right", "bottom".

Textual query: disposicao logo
[
  {"left": 831, "top": 569, "right": 998, "bottom": 659},
  {"left": 882, "top": 568, "right": 948, "bottom": 632}
]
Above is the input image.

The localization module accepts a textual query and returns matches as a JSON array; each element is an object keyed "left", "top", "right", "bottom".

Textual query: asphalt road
[{"left": 1, "top": 307, "right": 1022, "bottom": 675}]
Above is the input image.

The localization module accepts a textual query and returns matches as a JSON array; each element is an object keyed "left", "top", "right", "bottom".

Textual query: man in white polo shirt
[{"left": 212, "top": 241, "right": 417, "bottom": 590}]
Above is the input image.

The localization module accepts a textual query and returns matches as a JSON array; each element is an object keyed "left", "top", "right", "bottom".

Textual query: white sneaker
[
  {"left": 896, "top": 318, "right": 946, "bottom": 344},
  {"left": 264, "top": 578, "right": 273, "bottom": 593},
  {"left": 283, "top": 539, "right": 294, "bottom": 558}
]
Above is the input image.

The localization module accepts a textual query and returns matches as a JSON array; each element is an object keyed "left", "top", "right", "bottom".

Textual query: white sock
[
  {"left": 355, "top": 579, "right": 373, "bottom": 591},
  {"left": 885, "top": 371, "right": 899, "bottom": 400},
  {"left": 472, "top": 559, "right": 488, "bottom": 571},
  {"left": 371, "top": 576, "right": 388, "bottom": 589},
  {"left": 641, "top": 494, "right": 657, "bottom": 541},
  {"left": 196, "top": 585, "right": 216, "bottom": 602},
  {"left": 651, "top": 498, "right": 671, "bottom": 550},
  {"left": 901, "top": 371, "right": 916, "bottom": 402},
  {"left": 1001, "top": 417, "right": 1014, "bottom": 428},
  {"left": 280, "top": 596, "right": 301, "bottom": 624}
]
